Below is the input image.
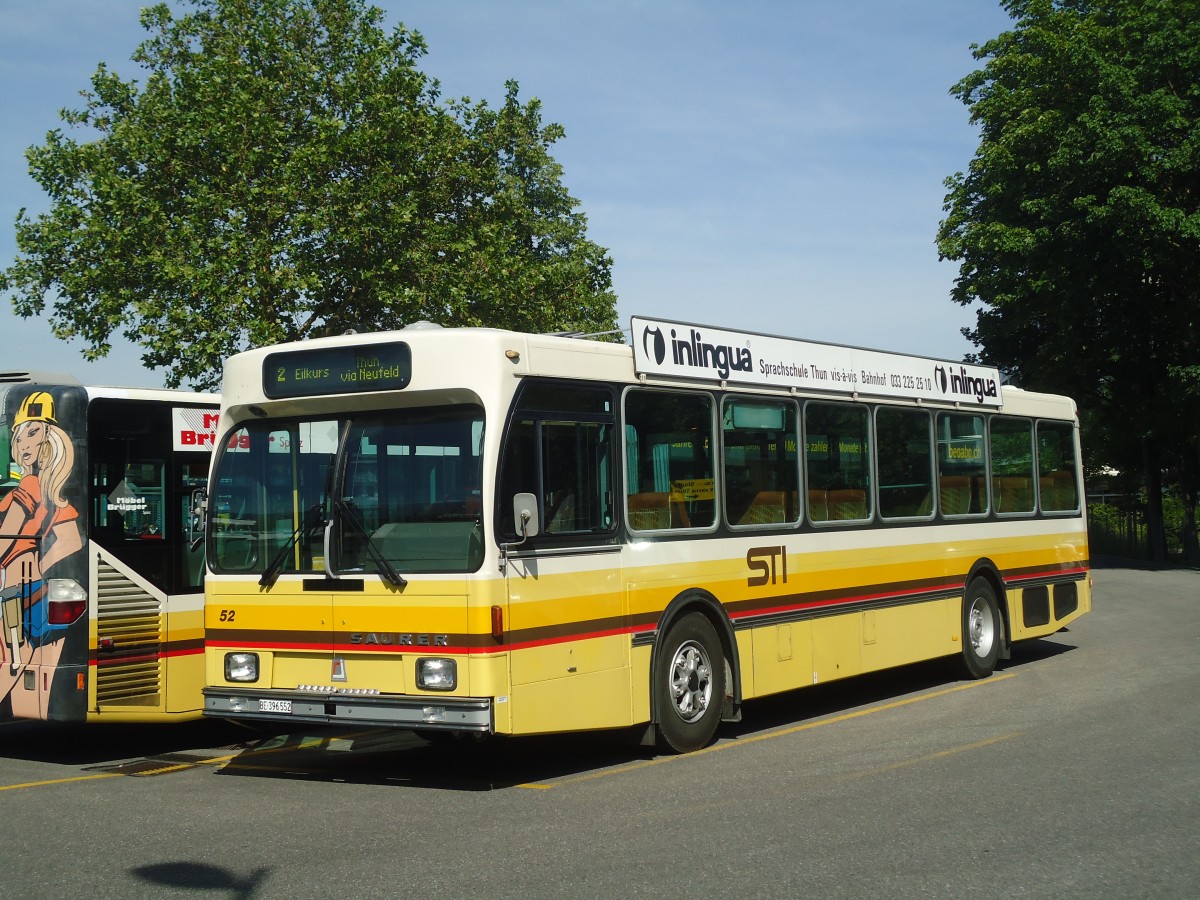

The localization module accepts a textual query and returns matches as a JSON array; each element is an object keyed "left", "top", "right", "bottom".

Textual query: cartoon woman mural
[{"left": 0, "top": 391, "right": 83, "bottom": 715}]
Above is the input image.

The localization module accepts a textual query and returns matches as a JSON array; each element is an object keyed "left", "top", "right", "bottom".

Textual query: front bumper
[{"left": 202, "top": 686, "right": 494, "bottom": 732}]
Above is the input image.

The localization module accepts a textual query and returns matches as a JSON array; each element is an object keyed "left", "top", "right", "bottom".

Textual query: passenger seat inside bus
[
  {"left": 993, "top": 476, "right": 1033, "bottom": 513},
  {"left": 827, "top": 489, "right": 868, "bottom": 520},
  {"left": 627, "top": 492, "right": 691, "bottom": 530},
  {"left": 737, "top": 490, "right": 787, "bottom": 526},
  {"left": 1039, "top": 470, "right": 1078, "bottom": 510},
  {"left": 939, "top": 475, "right": 973, "bottom": 515}
]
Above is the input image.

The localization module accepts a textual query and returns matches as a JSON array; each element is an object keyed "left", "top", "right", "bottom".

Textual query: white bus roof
[{"left": 219, "top": 318, "right": 1072, "bottom": 418}]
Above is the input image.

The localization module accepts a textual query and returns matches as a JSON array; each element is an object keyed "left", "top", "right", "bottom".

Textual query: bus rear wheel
[
  {"left": 654, "top": 611, "right": 725, "bottom": 753},
  {"left": 958, "top": 578, "right": 1001, "bottom": 679}
]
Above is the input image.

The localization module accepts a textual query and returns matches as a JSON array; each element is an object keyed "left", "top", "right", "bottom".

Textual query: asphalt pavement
[{"left": 1, "top": 562, "right": 1196, "bottom": 899}]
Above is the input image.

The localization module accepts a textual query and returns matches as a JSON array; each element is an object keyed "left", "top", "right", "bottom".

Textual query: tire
[
  {"left": 654, "top": 611, "right": 726, "bottom": 753},
  {"left": 958, "top": 578, "right": 1002, "bottom": 679}
]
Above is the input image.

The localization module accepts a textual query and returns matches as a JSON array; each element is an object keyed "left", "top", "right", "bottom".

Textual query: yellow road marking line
[
  {"left": 0, "top": 728, "right": 388, "bottom": 791},
  {"left": 0, "top": 772, "right": 124, "bottom": 792},
  {"left": 136, "top": 728, "right": 389, "bottom": 774},
  {"left": 833, "top": 731, "right": 1023, "bottom": 783},
  {"left": 519, "top": 672, "right": 1016, "bottom": 789}
]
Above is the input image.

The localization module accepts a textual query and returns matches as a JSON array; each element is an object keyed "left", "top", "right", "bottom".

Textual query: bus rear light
[{"left": 47, "top": 579, "right": 86, "bottom": 625}]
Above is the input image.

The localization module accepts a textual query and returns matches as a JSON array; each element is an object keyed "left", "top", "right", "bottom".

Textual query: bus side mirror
[
  {"left": 500, "top": 492, "right": 539, "bottom": 574},
  {"left": 189, "top": 488, "right": 208, "bottom": 551},
  {"left": 513, "top": 492, "right": 539, "bottom": 538}
]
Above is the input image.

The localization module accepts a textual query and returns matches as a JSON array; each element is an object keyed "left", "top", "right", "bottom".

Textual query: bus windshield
[{"left": 210, "top": 406, "right": 485, "bottom": 578}]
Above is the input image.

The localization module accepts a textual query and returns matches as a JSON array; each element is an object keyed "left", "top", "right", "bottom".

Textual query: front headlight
[
  {"left": 224, "top": 651, "right": 259, "bottom": 683},
  {"left": 415, "top": 657, "right": 456, "bottom": 691}
]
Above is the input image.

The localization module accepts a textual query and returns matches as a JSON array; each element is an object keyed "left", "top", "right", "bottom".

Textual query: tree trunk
[{"left": 1143, "top": 437, "right": 1168, "bottom": 562}]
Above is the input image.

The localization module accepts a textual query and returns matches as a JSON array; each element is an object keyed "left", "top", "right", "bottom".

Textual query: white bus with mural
[{"left": 0, "top": 373, "right": 218, "bottom": 722}]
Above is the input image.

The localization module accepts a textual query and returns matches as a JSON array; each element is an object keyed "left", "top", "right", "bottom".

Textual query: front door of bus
[{"left": 501, "top": 411, "right": 628, "bottom": 735}]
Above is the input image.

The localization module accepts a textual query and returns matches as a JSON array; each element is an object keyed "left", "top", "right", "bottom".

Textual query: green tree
[
  {"left": 938, "top": 0, "right": 1200, "bottom": 562},
  {"left": 0, "top": 0, "right": 617, "bottom": 390}
]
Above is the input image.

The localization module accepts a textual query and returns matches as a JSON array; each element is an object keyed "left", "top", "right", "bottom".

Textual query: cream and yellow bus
[
  {"left": 201, "top": 317, "right": 1089, "bottom": 752},
  {"left": 1, "top": 374, "right": 219, "bottom": 721}
]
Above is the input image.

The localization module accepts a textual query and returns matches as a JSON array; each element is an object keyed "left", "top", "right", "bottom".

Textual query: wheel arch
[
  {"left": 963, "top": 557, "right": 1011, "bottom": 660},
  {"left": 650, "top": 588, "right": 742, "bottom": 726}
]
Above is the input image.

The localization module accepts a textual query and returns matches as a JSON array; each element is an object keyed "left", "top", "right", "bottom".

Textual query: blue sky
[{"left": 0, "top": 0, "right": 1013, "bottom": 389}]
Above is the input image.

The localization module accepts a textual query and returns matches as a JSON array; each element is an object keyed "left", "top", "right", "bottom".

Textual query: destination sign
[{"left": 263, "top": 342, "right": 412, "bottom": 399}]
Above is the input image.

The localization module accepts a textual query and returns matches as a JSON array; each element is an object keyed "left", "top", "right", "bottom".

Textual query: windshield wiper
[
  {"left": 334, "top": 499, "right": 407, "bottom": 589},
  {"left": 259, "top": 504, "right": 327, "bottom": 588}
]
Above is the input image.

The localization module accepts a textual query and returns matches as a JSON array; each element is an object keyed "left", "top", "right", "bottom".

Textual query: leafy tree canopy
[
  {"left": 938, "top": 0, "right": 1200, "bottom": 556},
  {"left": 0, "top": 0, "right": 618, "bottom": 389}
]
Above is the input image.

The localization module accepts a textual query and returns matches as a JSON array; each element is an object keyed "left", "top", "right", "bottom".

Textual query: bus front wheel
[
  {"left": 654, "top": 611, "right": 725, "bottom": 753},
  {"left": 958, "top": 579, "right": 1001, "bottom": 679}
]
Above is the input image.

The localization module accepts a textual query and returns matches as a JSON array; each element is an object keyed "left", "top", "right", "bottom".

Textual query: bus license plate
[{"left": 259, "top": 699, "right": 292, "bottom": 714}]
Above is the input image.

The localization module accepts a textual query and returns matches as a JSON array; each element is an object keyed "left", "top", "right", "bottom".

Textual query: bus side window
[
  {"left": 541, "top": 420, "right": 612, "bottom": 534},
  {"left": 722, "top": 398, "right": 799, "bottom": 528},
  {"left": 875, "top": 407, "right": 933, "bottom": 521},
  {"left": 1037, "top": 421, "right": 1080, "bottom": 512},
  {"left": 624, "top": 389, "right": 715, "bottom": 531},
  {"left": 497, "top": 382, "right": 616, "bottom": 540},
  {"left": 990, "top": 417, "right": 1035, "bottom": 515},
  {"left": 804, "top": 401, "right": 871, "bottom": 523},
  {"left": 936, "top": 412, "right": 987, "bottom": 517}
]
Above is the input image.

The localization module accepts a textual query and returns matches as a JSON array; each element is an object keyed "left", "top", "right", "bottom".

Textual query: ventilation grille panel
[{"left": 95, "top": 562, "right": 163, "bottom": 707}]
